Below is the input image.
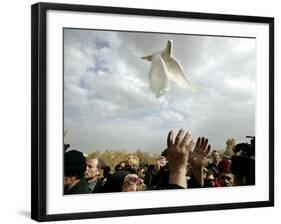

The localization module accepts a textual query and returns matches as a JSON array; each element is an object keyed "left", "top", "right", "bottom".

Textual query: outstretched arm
[
  {"left": 189, "top": 137, "right": 211, "bottom": 187},
  {"left": 167, "top": 129, "right": 194, "bottom": 188}
]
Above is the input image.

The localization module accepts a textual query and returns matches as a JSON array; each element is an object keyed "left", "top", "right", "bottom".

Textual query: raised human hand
[
  {"left": 189, "top": 137, "right": 211, "bottom": 168},
  {"left": 167, "top": 129, "right": 195, "bottom": 188},
  {"left": 188, "top": 137, "right": 211, "bottom": 186},
  {"left": 167, "top": 129, "right": 195, "bottom": 172}
]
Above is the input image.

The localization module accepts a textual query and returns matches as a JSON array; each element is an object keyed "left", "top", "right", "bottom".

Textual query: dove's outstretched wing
[
  {"left": 148, "top": 53, "right": 170, "bottom": 98},
  {"left": 166, "top": 57, "right": 198, "bottom": 93}
]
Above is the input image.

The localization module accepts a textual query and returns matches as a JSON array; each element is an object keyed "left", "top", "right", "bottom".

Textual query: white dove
[{"left": 142, "top": 40, "right": 197, "bottom": 97}]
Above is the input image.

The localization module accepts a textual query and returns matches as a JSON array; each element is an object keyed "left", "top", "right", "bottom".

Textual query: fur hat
[
  {"left": 64, "top": 150, "right": 86, "bottom": 179},
  {"left": 218, "top": 160, "right": 232, "bottom": 174}
]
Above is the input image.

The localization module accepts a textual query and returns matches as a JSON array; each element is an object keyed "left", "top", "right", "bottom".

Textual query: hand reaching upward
[
  {"left": 167, "top": 129, "right": 195, "bottom": 188},
  {"left": 189, "top": 137, "right": 211, "bottom": 186},
  {"left": 167, "top": 129, "right": 195, "bottom": 171},
  {"left": 189, "top": 137, "right": 211, "bottom": 168}
]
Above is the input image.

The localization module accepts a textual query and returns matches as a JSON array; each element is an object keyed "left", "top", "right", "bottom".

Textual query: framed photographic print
[{"left": 31, "top": 2, "right": 274, "bottom": 222}]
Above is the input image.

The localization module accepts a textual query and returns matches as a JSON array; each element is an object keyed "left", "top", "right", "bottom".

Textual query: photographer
[{"left": 231, "top": 136, "right": 255, "bottom": 185}]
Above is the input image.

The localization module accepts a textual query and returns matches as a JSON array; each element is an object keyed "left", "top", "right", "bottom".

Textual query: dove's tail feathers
[{"left": 141, "top": 55, "right": 153, "bottom": 61}]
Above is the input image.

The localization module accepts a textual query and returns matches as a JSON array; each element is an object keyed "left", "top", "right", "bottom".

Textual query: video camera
[
  {"left": 233, "top": 136, "right": 255, "bottom": 157},
  {"left": 231, "top": 136, "right": 255, "bottom": 185}
]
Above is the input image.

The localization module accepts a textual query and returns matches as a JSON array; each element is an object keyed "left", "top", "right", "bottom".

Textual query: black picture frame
[{"left": 31, "top": 2, "right": 274, "bottom": 222}]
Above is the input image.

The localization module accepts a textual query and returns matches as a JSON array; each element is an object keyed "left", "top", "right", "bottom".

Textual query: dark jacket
[
  {"left": 64, "top": 178, "right": 90, "bottom": 195},
  {"left": 90, "top": 179, "right": 105, "bottom": 193},
  {"left": 145, "top": 164, "right": 169, "bottom": 190}
]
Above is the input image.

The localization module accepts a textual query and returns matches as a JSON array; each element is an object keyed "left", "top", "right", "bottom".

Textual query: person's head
[
  {"left": 155, "top": 156, "right": 167, "bottom": 170},
  {"left": 125, "top": 154, "right": 139, "bottom": 170},
  {"left": 103, "top": 165, "right": 111, "bottom": 178},
  {"left": 218, "top": 160, "right": 233, "bottom": 187},
  {"left": 204, "top": 170, "right": 215, "bottom": 187},
  {"left": 103, "top": 170, "right": 131, "bottom": 192},
  {"left": 64, "top": 150, "right": 86, "bottom": 189},
  {"left": 85, "top": 157, "right": 102, "bottom": 182},
  {"left": 120, "top": 161, "right": 126, "bottom": 167},
  {"left": 211, "top": 150, "right": 220, "bottom": 164},
  {"left": 218, "top": 173, "right": 233, "bottom": 187},
  {"left": 115, "top": 161, "right": 126, "bottom": 171},
  {"left": 122, "top": 174, "right": 146, "bottom": 192}
]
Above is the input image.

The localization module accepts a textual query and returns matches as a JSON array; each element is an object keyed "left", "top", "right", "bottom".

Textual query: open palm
[{"left": 189, "top": 137, "right": 211, "bottom": 169}]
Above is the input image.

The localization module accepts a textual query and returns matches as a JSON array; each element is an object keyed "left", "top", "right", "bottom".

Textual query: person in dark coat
[
  {"left": 64, "top": 178, "right": 89, "bottom": 194},
  {"left": 64, "top": 150, "right": 89, "bottom": 194},
  {"left": 144, "top": 156, "right": 168, "bottom": 190}
]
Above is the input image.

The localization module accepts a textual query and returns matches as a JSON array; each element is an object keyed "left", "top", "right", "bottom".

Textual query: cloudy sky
[{"left": 64, "top": 28, "right": 256, "bottom": 154}]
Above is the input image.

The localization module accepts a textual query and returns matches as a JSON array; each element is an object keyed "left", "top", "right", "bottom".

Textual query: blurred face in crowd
[
  {"left": 64, "top": 176, "right": 78, "bottom": 191},
  {"left": 122, "top": 174, "right": 146, "bottom": 192},
  {"left": 120, "top": 162, "right": 125, "bottom": 168},
  {"left": 219, "top": 173, "right": 233, "bottom": 187},
  {"left": 64, "top": 176, "right": 73, "bottom": 187},
  {"left": 126, "top": 155, "right": 139, "bottom": 170},
  {"left": 85, "top": 158, "right": 100, "bottom": 182},
  {"left": 205, "top": 173, "right": 215, "bottom": 187},
  {"left": 212, "top": 151, "right": 220, "bottom": 164},
  {"left": 155, "top": 156, "right": 167, "bottom": 170}
]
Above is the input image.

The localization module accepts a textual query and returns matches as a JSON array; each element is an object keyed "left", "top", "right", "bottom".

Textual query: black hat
[
  {"left": 103, "top": 170, "right": 131, "bottom": 192},
  {"left": 64, "top": 150, "right": 86, "bottom": 179}
]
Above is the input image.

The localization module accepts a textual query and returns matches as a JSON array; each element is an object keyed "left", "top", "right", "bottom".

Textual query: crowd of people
[{"left": 64, "top": 129, "right": 255, "bottom": 195}]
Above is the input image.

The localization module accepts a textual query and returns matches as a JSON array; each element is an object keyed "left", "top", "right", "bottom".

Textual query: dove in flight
[{"left": 141, "top": 40, "right": 198, "bottom": 97}]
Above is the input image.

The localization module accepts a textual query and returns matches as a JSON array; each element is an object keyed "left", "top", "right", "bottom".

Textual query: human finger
[
  {"left": 180, "top": 131, "right": 191, "bottom": 148},
  {"left": 199, "top": 137, "right": 206, "bottom": 150},
  {"left": 175, "top": 128, "right": 184, "bottom": 146},
  {"left": 186, "top": 138, "right": 195, "bottom": 153},
  {"left": 194, "top": 137, "right": 201, "bottom": 152},
  {"left": 202, "top": 138, "right": 209, "bottom": 150},
  {"left": 167, "top": 130, "right": 174, "bottom": 148},
  {"left": 205, "top": 144, "right": 211, "bottom": 156}
]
